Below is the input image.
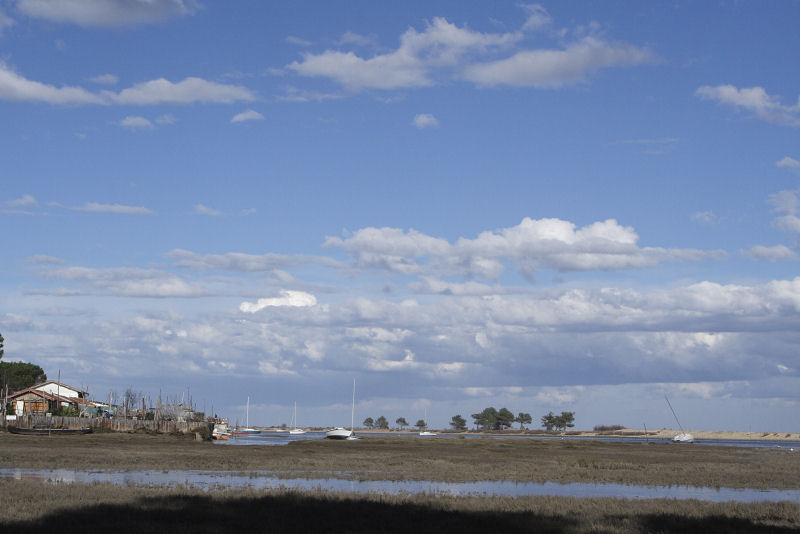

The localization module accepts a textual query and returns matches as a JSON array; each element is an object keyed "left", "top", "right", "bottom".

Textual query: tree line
[
  {"left": 362, "top": 416, "right": 430, "bottom": 430},
  {"left": 464, "top": 408, "right": 573, "bottom": 432},
  {"left": 359, "top": 408, "right": 575, "bottom": 432}
]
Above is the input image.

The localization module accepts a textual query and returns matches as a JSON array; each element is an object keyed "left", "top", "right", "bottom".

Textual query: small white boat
[
  {"left": 326, "top": 379, "right": 356, "bottom": 440},
  {"left": 419, "top": 407, "right": 436, "bottom": 436},
  {"left": 665, "top": 395, "right": 692, "bottom": 444},
  {"left": 289, "top": 401, "right": 306, "bottom": 435},
  {"left": 672, "top": 432, "right": 694, "bottom": 443},
  {"left": 325, "top": 426, "right": 353, "bottom": 439}
]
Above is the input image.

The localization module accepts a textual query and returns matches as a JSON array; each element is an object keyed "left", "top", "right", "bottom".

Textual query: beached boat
[
  {"left": 326, "top": 379, "right": 356, "bottom": 440},
  {"left": 325, "top": 427, "right": 352, "bottom": 439},
  {"left": 8, "top": 425, "right": 91, "bottom": 435},
  {"left": 211, "top": 422, "right": 230, "bottom": 440},
  {"left": 665, "top": 395, "right": 694, "bottom": 443}
]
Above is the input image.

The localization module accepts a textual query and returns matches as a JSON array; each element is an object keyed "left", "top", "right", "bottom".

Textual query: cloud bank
[
  {"left": 696, "top": 85, "right": 800, "bottom": 127},
  {"left": 325, "top": 217, "right": 722, "bottom": 280},
  {"left": 0, "top": 62, "right": 256, "bottom": 106},
  {"left": 14, "top": 0, "right": 199, "bottom": 27},
  {"left": 288, "top": 10, "right": 654, "bottom": 92}
]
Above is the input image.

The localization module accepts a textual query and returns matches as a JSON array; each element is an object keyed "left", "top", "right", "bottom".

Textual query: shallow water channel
[
  {"left": 2, "top": 468, "right": 798, "bottom": 503},
  {"left": 215, "top": 431, "right": 800, "bottom": 450}
]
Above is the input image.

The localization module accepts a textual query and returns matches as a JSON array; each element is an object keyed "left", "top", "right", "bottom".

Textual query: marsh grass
[
  {"left": 0, "top": 479, "right": 798, "bottom": 533},
  {"left": 1, "top": 433, "right": 798, "bottom": 489}
]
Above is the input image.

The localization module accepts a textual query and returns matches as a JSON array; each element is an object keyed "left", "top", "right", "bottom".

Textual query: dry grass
[
  {"left": 0, "top": 478, "right": 798, "bottom": 533},
  {"left": 1, "top": 431, "right": 799, "bottom": 489}
]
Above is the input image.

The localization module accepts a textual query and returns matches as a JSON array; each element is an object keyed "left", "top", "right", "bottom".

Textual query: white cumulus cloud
[
  {"left": 412, "top": 113, "right": 438, "bottom": 129},
  {"left": 696, "top": 85, "right": 800, "bottom": 127},
  {"left": 6, "top": 194, "right": 38, "bottom": 207},
  {"left": 0, "top": 61, "right": 104, "bottom": 104},
  {"left": 119, "top": 115, "right": 153, "bottom": 129},
  {"left": 0, "top": 62, "right": 256, "bottom": 106},
  {"left": 326, "top": 217, "right": 722, "bottom": 279},
  {"left": 288, "top": 11, "right": 651, "bottom": 92},
  {"left": 239, "top": 290, "right": 318, "bottom": 313},
  {"left": 194, "top": 204, "right": 222, "bottom": 216},
  {"left": 462, "top": 36, "right": 655, "bottom": 87},
  {"left": 777, "top": 156, "right": 800, "bottom": 168},
  {"left": 231, "top": 109, "right": 264, "bottom": 123},
  {"left": 106, "top": 77, "right": 256, "bottom": 105}
]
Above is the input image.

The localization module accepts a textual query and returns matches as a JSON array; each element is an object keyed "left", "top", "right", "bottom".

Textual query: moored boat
[
  {"left": 231, "top": 427, "right": 261, "bottom": 436},
  {"left": 418, "top": 407, "right": 436, "bottom": 436},
  {"left": 288, "top": 401, "right": 306, "bottom": 435},
  {"left": 8, "top": 425, "right": 91, "bottom": 435},
  {"left": 325, "top": 426, "right": 353, "bottom": 439},
  {"left": 231, "top": 396, "right": 261, "bottom": 436},
  {"left": 326, "top": 378, "right": 356, "bottom": 440}
]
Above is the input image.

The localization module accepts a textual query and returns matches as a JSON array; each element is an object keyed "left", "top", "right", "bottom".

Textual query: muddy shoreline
[{"left": 349, "top": 428, "right": 800, "bottom": 441}]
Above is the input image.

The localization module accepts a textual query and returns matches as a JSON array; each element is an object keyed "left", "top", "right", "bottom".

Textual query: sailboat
[
  {"left": 326, "top": 379, "right": 356, "bottom": 440},
  {"left": 289, "top": 401, "right": 306, "bottom": 435},
  {"left": 665, "top": 395, "right": 693, "bottom": 443},
  {"left": 231, "top": 396, "right": 261, "bottom": 436},
  {"left": 419, "top": 406, "right": 437, "bottom": 436}
]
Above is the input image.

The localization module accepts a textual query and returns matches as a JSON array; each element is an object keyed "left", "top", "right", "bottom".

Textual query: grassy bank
[
  {"left": 1, "top": 431, "right": 798, "bottom": 489},
  {"left": 1, "top": 479, "right": 798, "bottom": 533}
]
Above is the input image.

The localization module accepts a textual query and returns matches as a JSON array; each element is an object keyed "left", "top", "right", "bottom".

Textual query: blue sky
[{"left": 2, "top": 0, "right": 800, "bottom": 432}]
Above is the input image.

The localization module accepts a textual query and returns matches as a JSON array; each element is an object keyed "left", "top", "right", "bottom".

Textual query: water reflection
[
  {"left": 216, "top": 431, "right": 327, "bottom": 446},
  {"left": 1, "top": 468, "right": 798, "bottom": 503}
]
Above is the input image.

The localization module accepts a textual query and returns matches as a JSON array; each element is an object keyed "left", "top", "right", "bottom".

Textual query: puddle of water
[{"left": 1, "top": 468, "right": 798, "bottom": 503}]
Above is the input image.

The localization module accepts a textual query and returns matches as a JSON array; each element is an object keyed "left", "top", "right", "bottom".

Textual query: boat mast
[
  {"left": 664, "top": 395, "right": 684, "bottom": 433},
  {"left": 246, "top": 396, "right": 250, "bottom": 427},
  {"left": 350, "top": 378, "right": 355, "bottom": 432}
]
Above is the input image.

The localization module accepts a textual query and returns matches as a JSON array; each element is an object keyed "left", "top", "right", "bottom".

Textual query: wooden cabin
[{"left": 7, "top": 388, "right": 64, "bottom": 415}]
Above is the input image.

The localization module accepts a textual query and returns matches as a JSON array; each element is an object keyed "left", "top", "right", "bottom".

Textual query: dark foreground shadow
[{"left": 3, "top": 494, "right": 798, "bottom": 534}]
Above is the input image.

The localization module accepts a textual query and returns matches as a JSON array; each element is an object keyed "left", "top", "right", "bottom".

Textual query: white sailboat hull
[
  {"left": 326, "top": 379, "right": 357, "bottom": 440},
  {"left": 325, "top": 427, "right": 353, "bottom": 440},
  {"left": 672, "top": 432, "right": 694, "bottom": 443}
]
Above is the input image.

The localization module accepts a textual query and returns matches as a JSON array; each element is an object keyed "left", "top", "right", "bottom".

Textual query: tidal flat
[
  {"left": 1, "top": 431, "right": 799, "bottom": 532},
  {"left": 1, "top": 431, "right": 798, "bottom": 489}
]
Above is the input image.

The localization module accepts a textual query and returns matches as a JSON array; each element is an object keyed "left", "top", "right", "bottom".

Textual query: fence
[{"left": 6, "top": 414, "right": 212, "bottom": 434}]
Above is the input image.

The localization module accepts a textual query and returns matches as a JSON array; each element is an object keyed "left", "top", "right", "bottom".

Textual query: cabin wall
[{"left": 35, "top": 384, "right": 82, "bottom": 398}]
